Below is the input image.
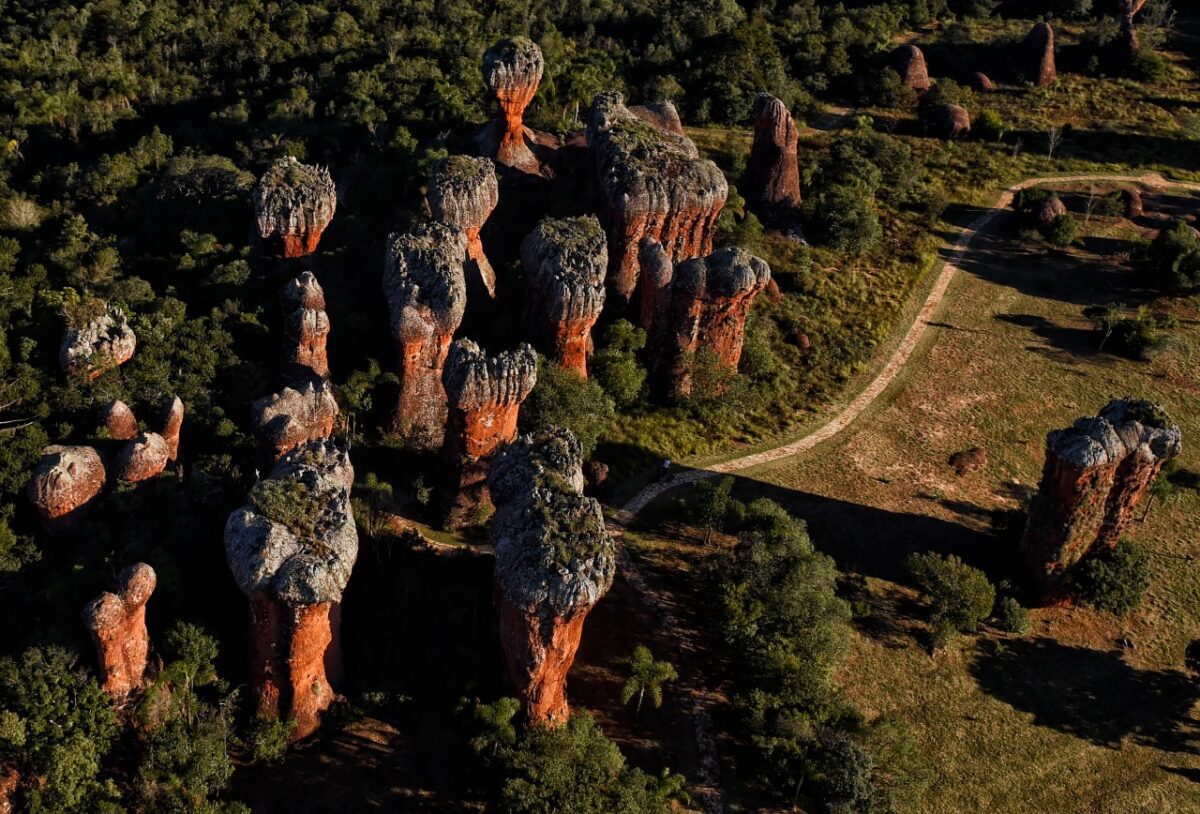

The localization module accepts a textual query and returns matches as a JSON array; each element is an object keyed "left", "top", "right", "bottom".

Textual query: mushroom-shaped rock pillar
[
  {"left": 281, "top": 272, "right": 331, "bottom": 384},
  {"left": 427, "top": 156, "right": 500, "bottom": 297},
  {"left": 744, "top": 93, "right": 803, "bottom": 231},
  {"left": 382, "top": 222, "right": 468, "bottom": 449},
  {"left": 1023, "top": 22, "right": 1057, "bottom": 87},
  {"left": 253, "top": 157, "right": 337, "bottom": 258},
  {"left": 1020, "top": 399, "right": 1181, "bottom": 604},
  {"left": 27, "top": 445, "right": 107, "bottom": 531},
  {"left": 82, "top": 563, "right": 156, "bottom": 697},
  {"left": 225, "top": 440, "right": 358, "bottom": 740},
  {"left": 441, "top": 340, "right": 537, "bottom": 529},
  {"left": 478, "top": 37, "right": 546, "bottom": 174},
  {"left": 520, "top": 216, "right": 608, "bottom": 377},
  {"left": 60, "top": 305, "right": 137, "bottom": 381},
  {"left": 252, "top": 382, "right": 339, "bottom": 463},
  {"left": 489, "top": 429, "right": 616, "bottom": 724}
]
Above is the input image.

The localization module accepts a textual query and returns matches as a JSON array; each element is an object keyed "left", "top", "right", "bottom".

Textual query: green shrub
[
  {"left": 1128, "top": 50, "right": 1169, "bottom": 82},
  {"left": 814, "top": 729, "right": 876, "bottom": 814},
  {"left": 246, "top": 715, "right": 293, "bottom": 765},
  {"left": 1077, "top": 539, "right": 1150, "bottom": 616},
  {"left": 973, "top": 108, "right": 1006, "bottom": 142},
  {"left": 520, "top": 356, "right": 614, "bottom": 458},
  {"left": 906, "top": 551, "right": 996, "bottom": 635},
  {"left": 591, "top": 321, "right": 648, "bottom": 409},
  {"left": 993, "top": 596, "right": 1031, "bottom": 635},
  {"left": 1045, "top": 213, "right": 1079, "bottom": 247},
  {"left": 1143, "top": 219, "right": 1200, "bottom": 292}
]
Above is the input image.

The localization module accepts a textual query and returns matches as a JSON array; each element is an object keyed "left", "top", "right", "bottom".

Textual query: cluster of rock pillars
[{"left": 44, "top": 30, "right": 1181, "bottom": 746}]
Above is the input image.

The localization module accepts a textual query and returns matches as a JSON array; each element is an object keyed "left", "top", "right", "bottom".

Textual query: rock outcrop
[
  {"left": 1117, "top": 0, "right": 1149, "bottom": 60},
  {"left": 441, "top": 340, "right": 537, "bottom": 529},
  {"left": 629, "top": 100, "right": 686, "bottom": 136},
  {"left": 101, "top": 400, "right": 138, "bottom": 440},
  {"left": 925, "top": 104, "right": 971, "bottom": 139},
  {"left": 427, "top": 156, "right": 500, "bottom": 297},
  {"left": 520, "top": 216, "right": 608, "bottom": 376},
  {"left": 59, "top": 306, "right": 136, "bottom": 380},
  {"left": 743, "top": 93, "right": 803, "bottom": 231},
  {"left": 893, "top": 44, "right": 931, "bottom": 92},
  {"left": 1121, "top": 188, "right": 1144, "bottom": 218},
  {"left": 253, "top": 157, "right": 337, "bottom": 258},
  {"left": 1023, "top": 22, "right": 1056, "bottom": 87},
  {"left": 112, "top": 432, "right": 171, "bottom": 483},
  {"left": 162, "top": 397, "right": 185, "bottom": 462},
  {"left": 281, "top": 272, "right": 330, "bottom": 384},
  {"left": 81, "top": 563, "right": 156, "bottom": 696},
  {"left": 252, "top": 383, "right": 339, "bottom": 462},
  {"left": 225, "top": 439, "right": 357, "bottom": 739},
  {"left": 1020, "top": 399, "right": 1181, "bottom": 603},
  {"left": 588, "top": 91, "right": 728, "bottom": 305},
  {"left": 27, "top": 445, "right": 106, "bottom": 530},
  {"left": 489, "top": 429, "right": 615, "bottom": 724},
  {"left": 382, "top": 222, "right": 468, "bottom": 448},
  {"left": 477, "top": 37, "right": 546, "bottom": 174},
  {"left": 1036, "top": 195, "right": 1068, "bottom": 227},
  {"left": 972, "top": 72, "right": 995, "bottom": 92}
]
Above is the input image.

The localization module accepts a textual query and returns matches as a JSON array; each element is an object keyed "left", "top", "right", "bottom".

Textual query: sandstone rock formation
[
  {"left": 1121, "top": 187, "right": 1144, "bottom": 218},
  {"left": 1020, "top": 399, "right": 1181, "bottom": 602},
  {"left": 972, "top": 72, "right": 995, "bottom": 92},
  {"left": 162, "top": 397, "right": 185, "bottom": 462},
  {"left": 743, "top": 93, "right": 803, "bottom": 231},
  {"left": 1037, "top": 195, "right": 1068, "bottom": 227},
  {"left": 81, "top": 563, "right": 156, "bottom": 696},
  {"left": 441, "top": 340, "right": 537, "bottom": 529},
  {"left": 225, "top": 439, "right": 357, "bottom": 739},
  {"left": 427, "top": 156, "right": 500, "bottom": 297},
  {"left": 520, "top": 216, "right": 608, "bottom": 376},
  {"left": 112, "top": 432, "right": 171, "bottom": 483},
  {"left": 253, "top": 157, "right": 337, "bottom": 258},
  {"left": 101, "top": 400, "right": 138, "bottom": 440},
  {"left": 1023, "top": 22, "right": 1056, "bottom": 87},
  {"left": 893, "top": 44, "right": 931, "bottom": 92},
  {"left": 629, "top": 100, "right": 686, "bottom": 136},
  {"left": 477, "top": 37, "right": 545, "bottom": 174},
  {"left": 1116, "top": 0, "right": 1149, "bottom": 60},
  {"left": 59, "top": 306, "right": 136, "bottom": 380},
  {"left": 925, "top": 104, "right": 971, "bottom": 139},
  {"left": 281, "top": 272, "right": 330, "bottom": 383},
  {"left": 488, "top": 429, "right": 615, "bottom": 724},
  {"left": 588, "top": 91, "right": 728, "bottom": 304},
  {"left": 637, "top": 238, "right": 674, "bottom": 340},
  {"left": 252, "top": 383, "right": 339, "bottom": 462},
  {"left": 382, "top": 222, "right": 468, "bottom": 448},
  {"left": 27, "top": 445, "right": 106, "bottom": 530}
]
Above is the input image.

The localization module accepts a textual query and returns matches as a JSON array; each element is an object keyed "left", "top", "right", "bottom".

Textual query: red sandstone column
[{"left": 81, "top": 563, "right": 156, "bottom": 696}]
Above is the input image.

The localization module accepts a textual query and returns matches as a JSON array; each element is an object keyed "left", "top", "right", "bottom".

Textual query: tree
[
  {"left": 813, "top": 729, "right": 876, "bottom": 814},
  {"left": 591, "top": 321, "right": 648, "bottom": 409},
  {"left": 621, "top": 646, "right": 678, "bottom": 716},
  {"left": 1077, "top": 539, "right": 1150, "bottom": 616},
  {"left": 906, "top": 552, "right": 996, "bottom": 640},
  {"left": 1143, "top": 219, "right": 1200, "bottom": 292},
  {"left": 520, "top": 356, "right": 614, "bottom": 458},
  {"left": 695, "top": 476, "right": 737, "bottom": 545},
  {"left": 469, "top": 697, "right": 520, "bottom": 766}
]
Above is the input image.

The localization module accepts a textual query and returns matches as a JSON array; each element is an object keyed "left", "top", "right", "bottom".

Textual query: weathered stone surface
[
  {"left": 1037, "top": 195, "right": 1068, "bottom": 226},
  {"left": 441, "top": 340, "right": 537, "bottom": 529},
  {"left": 521, "top": 216, "right": 608, "bottom": 376},
  {"left": 383, "top": 222, "right": 468, "bottom": 449},
  {"left": 81, "top": 563, "right": 156, "bottom": 696},
  {"left": 478, "top": 37, "right": 545, "bottom": 174},
  {"left": 101, "top": 400, "right": 138, "bottom": 440},
  {"left": 744, "top": 93, "right": 803, "bottom": 230},
  {"left": 0, "top": 766, "right": 17, "bottom": 814},
  {"left": 161, "top": 397, "right": 185, "bottom": 462},
  {"left": 1116, "top": 0, "right": 1148, "bottom": 60},
  {"left": 489, "top": 429, "right": 615, "bottom": 724},
  {"left": 1020, "top": 399, "right": 1181, "bottom": 603},
  {"left": 893, "top": 44, "right": 931, "bottom": 92},
  {"left": 1023, "top": 22, "right": 1056, "bottom": 87},
  {"left": 629, "top": 100, "right": 686, "bottom": 136},
  {"left": 1121, "top": 187, "right": 1144, "bottom": 218},
  {"left": 588, "top": 91, "right": 728, "bottom": 304},
  {"left": 924, "top": 104, "right": 971, "bottom": 139},
  {"left": 253, "top": 157, "right": 337, "bottom": 258},
  {"left": 113, "top": 432, "right": 170, "bottom": 483},
  {"left": 59, "top": 306, "right": 136, "bottom": 380},
  {"left": 637, "top": 238, "right": 674, "bottom": 341},
  {"left": 27, "top": 445, "right": 106, "bottom": 529},
  {"left": 972, "top": 72, "right": 995, "bottom": 92},
  {"left": 282, "top": 272, "right": 330, "bottom": 383},
  {"left": 949, "top": 447, "right": 987, "bottom": 476},
  {"left": 428, "top": 156, "right": 500, "bottom": 296},
  {"left": 225, "top": 439, "right": 357, "bottom": 739},
  {"left": 252, "top": 383, "right": 339, "bottom": 462}
]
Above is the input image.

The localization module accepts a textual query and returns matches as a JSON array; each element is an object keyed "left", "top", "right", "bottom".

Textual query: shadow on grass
[
  {"left": 971, "top": 637, "right": 1200, "bottom": 753},
  {"left": 994, "top": 312, "right": 1101, "bottom": 361}
]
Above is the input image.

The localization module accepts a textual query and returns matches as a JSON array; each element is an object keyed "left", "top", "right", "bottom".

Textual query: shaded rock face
[
  {"left": 441, "top": 340, "right": 537, "bottom": 529},
  {"left": 744, "top": 93, "right": 803, "bottom": 229},
  {"left": 383, "top": 222, "right": 468, "bottom": 449},
  {"left": 520, "top": 216, "right": 608, "bottom": 376},
  {"left": 925, "top": 104, "right": 971, "bottom": 139},
  {"left": 588, "top": 91, "right": 728, "bottom": 305},
  {"left": 101, "top": 400, "right": 138, "bottom": 440},
  {"left": 253, "top": 157, "right": 337, "bottom": 258},
  {"left": 81, "top": 563, "right": 156, "bottom": 696},
  {"left": 59, "top": 306, "right": 136, "bottom": 380},
  {"left": 1036, "top": 195, "right": 1068, "bottom": 226},
  {"left": 1020, "top": 399, "right": 1181, "bottom": 603},
  {"left": 113, "top": 432, "right": 170, "bottom": 483},
  {"left": 479, "top": 37, "right": 545, "bottom": 174},
  {"left": 1023, "top": 22, "right": 1056, "bottom": 87},
  {"left": 162, "top": 397, "right": 185, "bottom": 462},
  {"left": 629, "top": 100, "right": 685, "bottom": 136},
  {"left": 428, "top": 156, "right": 500, "bottom": 297},
  {"left": 1116, "top": 0, "right": 1148, "bottom": 60},
  {"left": 894, "top": 44, "right": 931, "bottom": 91},
  {"left": 27, "top": 445, "right": 106, "bottom": 530},
  {"left": 972, "top": 72, "right": 995, "bottom": 92},
  {"left": 281, "top": 272, "right": 330, "bottom": 384},
  {"left": 637, "top": 238, "right": 674, "bottom": 341},
  {"left": 252, "top": 383, "right": 339, "bottom": 462},
  {"left": 488, "top": 429, "right": 615, "bottom": 724},
  {"left": 225, "top": 440, "right": 357, "bottom": 739},
  {"left": 1121, "top": 187, "right": 1144, "bottom": 218}
]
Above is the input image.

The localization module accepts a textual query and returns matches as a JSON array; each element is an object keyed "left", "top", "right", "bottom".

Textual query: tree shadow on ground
[
  {"left": 993, "top": 312, "right": 1102, "bottom": 362},
  {"left": 971, "top": 637, "right": 1200, "bottom": 753}
]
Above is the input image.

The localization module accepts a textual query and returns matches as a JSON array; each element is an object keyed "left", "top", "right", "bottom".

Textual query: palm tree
[{"left": 621, "top": 646, "right": 678, "bottom": 716}]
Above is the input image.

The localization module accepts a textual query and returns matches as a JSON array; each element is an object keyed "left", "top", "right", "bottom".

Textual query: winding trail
[{"left": 607, "top": 171, "right": 1200, "bottom": 812}]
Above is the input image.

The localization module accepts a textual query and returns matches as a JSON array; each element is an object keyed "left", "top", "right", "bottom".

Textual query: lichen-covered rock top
[
  {"left": 383, "top": 221, "right": 468, "bottom": 339},
  {"left": 489, "top": 429, "right": 615, "bottom": 617},
  {"left": 225, "top": 439, "right": 358, "bottom": 607},
  {"left": 59, "top": 306, "right": 137, "bottom": 379},
  {"left": 1048, "top": 398, "right": 1182, "bottom": 468},
  {"left": 482, "top": 37, "right": 545, "bottom": 94},
  {"left": 82, "top": 563, "right": 156, "bottom": 631},
  {"left": 588, "top": 91, "right": 727, "bottom": 216},
  {"left": 672, "top": 247, "right": 771, "bottom": 299},
  {"left": 427, "top": 156, "right": 499, "bottom": 230},
  {"left": 252, "top": 383, "right": 338, "bottom": 453},
  {"left": 282, "top": 272, "right": 326, "bottom": 313},
  {"left": 520, "top": 216, "right": 608, "bottom": 321},
  {"left": 27, "top": 444, "right": 107, "bottom": 520},
  {"left": 253, "top": 157, "right": 337, "bottom": 237},
  {"left": 444, "top": 339, "right": 537, "bottom": 410}
]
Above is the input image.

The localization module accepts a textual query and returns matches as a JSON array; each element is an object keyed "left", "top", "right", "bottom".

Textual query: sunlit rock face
[
  {"left": 252, "top": 382, "right": 339, "bottom": 463},
  {"left": 253, "top": 157, "right": 337, "bottom": 258},
  {"left": 427, "top": 156, "right": 500, "bottom": 297},
  {"left": 82, "top": 563, "right": 156, "bottom": 696},
  {"left": 744, "top": 93, "right": 802, "bottom": 230},
  {"left": 1023, "top": 22, "right": 1056, "bottom": 87},
  {"left": 60, "top": 305, "right": 136, "bottom": 381},
  {"left": 281, "top": 272, "right": 331, "bottom": 384},
  {"left": 588, "top": 91, "right": 727, "bottom": 306},
  {"left": 488, "top": 429, "right": 615, "bottom": 724},
  {"left": 477, "top": 37, "right": 546, "bottom": 174},
  {"left": 224, "top": 439, "right": 357, "bottom": 739},
  {"left": 1020, "top": 399, "right": 1181, "bottom": 603},
  {"left": 27, "top": 444, "right": 107, "bottom": 531}
]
